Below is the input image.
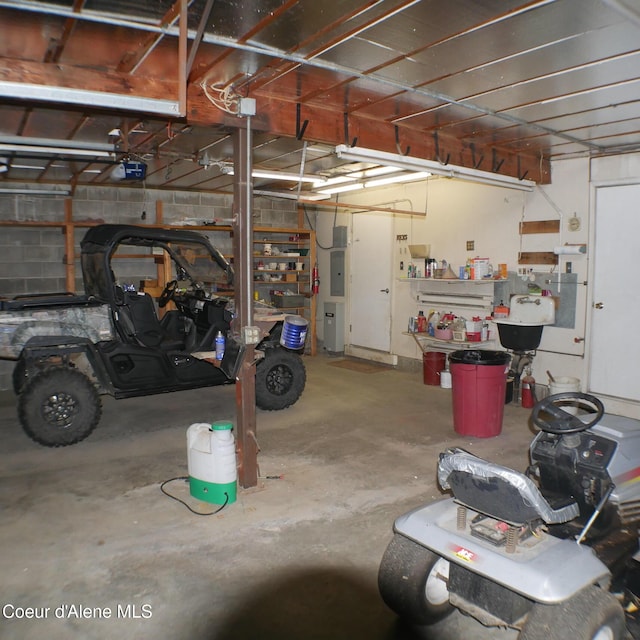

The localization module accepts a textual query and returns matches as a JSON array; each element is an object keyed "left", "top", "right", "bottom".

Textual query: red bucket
[{"left": 423, "top": 351, "right": 446, "bottom": 385}]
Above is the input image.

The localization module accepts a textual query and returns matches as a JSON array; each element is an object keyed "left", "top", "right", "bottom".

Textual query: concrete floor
[{"left": 0, "top": 353, "right": 536, "bottom": 640}]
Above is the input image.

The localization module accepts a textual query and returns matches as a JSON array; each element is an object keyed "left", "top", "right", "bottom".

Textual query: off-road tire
[
  {"left": 18, "top": 367, "right": 102, "bottom": 447},
  {"left": 378, "top": 533, "right": 454, "bottom": 625},
  {"left": 520, "top": 585, "right": 625, "bottom": 640},
  {"left": 255, "top": 348, "right": 306, "bottom": 411}
]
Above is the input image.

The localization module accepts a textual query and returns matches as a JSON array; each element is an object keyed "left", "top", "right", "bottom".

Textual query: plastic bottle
[
  {"left": 215, "top": 331, "right": 225, "bottom": 360},
  {"left": 521, "top": 367, "right": 535, "bottom": 409},
  {"left": 427, "top": 311, "right": 440, "bottom": 337},
  {"left": 417, "top": 310, "right": 426, "bottom": 332},
  {"left": 481, "top": 318, "right": 490, "bottom": 342}
]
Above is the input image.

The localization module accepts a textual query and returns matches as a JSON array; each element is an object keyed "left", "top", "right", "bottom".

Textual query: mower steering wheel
[
  {"left": 158, "top": 280, "right": 177, "bottom": 308},
  {"left": 531, "top": 392, "right": 604, "bottom": 435}
]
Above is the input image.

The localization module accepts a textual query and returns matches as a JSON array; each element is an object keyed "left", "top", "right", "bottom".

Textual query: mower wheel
[
  {"left": 520, "top": 585, "right": 625, "bottom": 640},
  {"left": 378, "top": 534, "right": 453, "bottom": 626}
]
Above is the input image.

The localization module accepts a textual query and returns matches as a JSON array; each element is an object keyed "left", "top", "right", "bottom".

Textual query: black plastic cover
[{"left": 449, "top": 349, "right": 511, "bottom": 366}]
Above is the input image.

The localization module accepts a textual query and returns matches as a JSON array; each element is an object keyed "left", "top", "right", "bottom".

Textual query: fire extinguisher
[
  {"left": 312, "top": 262, "right": 320, "bottom": 295},
  {"left": 521, "top": 367, "right": 535, "bottom": 409}
]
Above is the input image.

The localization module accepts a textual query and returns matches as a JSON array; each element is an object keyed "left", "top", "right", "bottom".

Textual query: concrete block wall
[{"left": 0, "top": 184, "right": 300, "bottom": 390}]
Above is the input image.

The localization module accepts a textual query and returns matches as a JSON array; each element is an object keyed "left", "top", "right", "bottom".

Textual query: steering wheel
[
  {"left": 158, "top": 280, "right": 177, "bottom": 308},
  {"left": 531, "top": 392, "right": 604, "bottom": 435}
]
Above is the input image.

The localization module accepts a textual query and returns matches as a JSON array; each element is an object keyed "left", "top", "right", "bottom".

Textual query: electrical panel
[{"left": 330, "top": 250, "right": 345, "bottom": 296}]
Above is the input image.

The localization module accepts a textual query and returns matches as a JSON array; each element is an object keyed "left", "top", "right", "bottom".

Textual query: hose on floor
[{"left": 160, "top": 476, "right": 229, "bottom": 516}]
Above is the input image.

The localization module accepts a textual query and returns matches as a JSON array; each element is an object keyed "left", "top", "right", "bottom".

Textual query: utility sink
[{"left": 495, "top": 294, "right": 555, "bottom": 351}]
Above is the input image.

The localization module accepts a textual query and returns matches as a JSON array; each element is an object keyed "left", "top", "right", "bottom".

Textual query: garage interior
[{"left": 2, "top": 1, "right": 640, "bottom": 638}]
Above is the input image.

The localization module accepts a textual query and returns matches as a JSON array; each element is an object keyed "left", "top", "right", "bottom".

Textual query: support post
[{"left": 232, "top": 120, "right": 259, "bottom": 489}]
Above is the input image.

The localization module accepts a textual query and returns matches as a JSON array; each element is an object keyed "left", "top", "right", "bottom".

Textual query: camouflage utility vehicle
[{"left": 0, "top": 224, "right": 306, "bottom": 447}]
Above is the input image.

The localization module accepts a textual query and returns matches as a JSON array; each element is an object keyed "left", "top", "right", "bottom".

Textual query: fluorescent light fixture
[
  {"left": 0, "top": 143, "right": 114, "bottom": 158},
  {"left": 315, "top": 169, "right": 431, "bottom": 195},
  {"left": 252, "top": 169, "right": 324, "bottom": 185},
  {"left": 316, "top": 182, "right": 365, "bottom": 196},
  {"left": 320, "top": 175, "right": 357, "bottom": 187},
  {"left": 365, "top": 171, "right": 431, "bottom": 188},
  {"left": 349, "top": 166, "right": 399, "bottom": 179},
  {"left": 335, "top": 145, "right": 536, "bottom": 192},
  {"left": 0, "top": 188, "right": 71, "bottom": 196},
  {"left": 254, "top": 189, "right": 330, "bottom": 201},
  {"left": 225, "top": 167, "right": 326, "bottom": 185},
  {"left": 318, "top": 166, "right": 399, "bottom": 189},
  {"left": 7, "top": 163, "right": 47, "bottom": 170},
  {"left": 0, "top": 136, "right": 116, "bottom": 152}
]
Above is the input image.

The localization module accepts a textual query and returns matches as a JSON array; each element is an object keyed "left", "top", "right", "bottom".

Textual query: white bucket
[
  {"left": 187, "top": 421, "right": 237, "bottom": 505},
  {"left": 440, "top": 370, "right": 452, "bottom": 389},
  {"left": 549, "top": 376, "right": 580, "bottom": 415}
]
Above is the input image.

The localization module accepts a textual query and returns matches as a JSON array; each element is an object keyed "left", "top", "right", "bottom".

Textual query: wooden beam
[
  {"left": 0, "top": 59, "right": 177, "bottom": 102},
  {"left": 187, "top": 87, "right": 550, "bottom": 184}
]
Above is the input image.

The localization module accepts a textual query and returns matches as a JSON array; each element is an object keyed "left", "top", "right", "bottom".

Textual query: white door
[
  {"left": 349, "top": 213, "right": 393, "bottom": 352},
  {"left": 589, "top": 184, "right": 640, "bottom": 401}
]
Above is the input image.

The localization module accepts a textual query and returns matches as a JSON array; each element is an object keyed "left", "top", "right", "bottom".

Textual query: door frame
[
  {"left": 345, "top": 212, "right": 397, "bottom": 365},
  {"left": 585, "top": 178, "right": 640, "bottom": 417}
]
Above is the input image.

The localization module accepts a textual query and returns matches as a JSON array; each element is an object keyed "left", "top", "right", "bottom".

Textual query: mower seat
[{"left": 438, "top": 447, "right": 579, "bottom": 527}]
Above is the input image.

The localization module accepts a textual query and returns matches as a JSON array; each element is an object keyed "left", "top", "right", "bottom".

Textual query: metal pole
[{"left": 232, "top": 119, "right": 258, "bottom": 489}]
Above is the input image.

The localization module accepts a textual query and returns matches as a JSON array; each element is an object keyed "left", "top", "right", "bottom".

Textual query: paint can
[{"left": 280, "top": 315, "right": 308, "bottom": 350}]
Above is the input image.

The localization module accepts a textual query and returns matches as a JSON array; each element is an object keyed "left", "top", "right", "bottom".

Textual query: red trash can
[
  {"left": 449, "top": 350, "right": 511, "bottom": 438},
  {"left": 423, "top": 351, "right": 446, "bottom": 385}
]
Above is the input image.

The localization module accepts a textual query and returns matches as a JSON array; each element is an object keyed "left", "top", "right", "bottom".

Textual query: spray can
[
  {"left": 521, "top": 367, "right": 535, "bottom": 409},
  {"left": 215, "top": 330, "right": 225, "bottom": 360}
]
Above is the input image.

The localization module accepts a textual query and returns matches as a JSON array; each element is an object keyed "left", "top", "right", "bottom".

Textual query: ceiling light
[
  {"left": 349, "top": 166, "right": 399, "bottom": 179},
  {"left": 319, "top": 175, "right": 357, "bottom": 187},
  {"left": 7, "top": 163, "right": 46, "bottom": 170},
  {"left": 364, "top": 171, "right": 431, "bottom": 188},
  {"left": 316, "top": 183, "right": 365, "bottom": 196},
  {"left": 254, "top": 189, "right": 330, "bottom": 201},
  {"left": 335, "top": 145, "right": 535, "bottom": 192},
  {"left": 0, "top": 143, "right": 114, "bottom": 158},
  {"left": 0, "top": 136, "right": 116, "bottom": 152},
  {"left": 0, "top": 188, "right": 70, "bottom": 196},
  {"left": 225, "top": 167, "right": 327, "bottom": 185}
]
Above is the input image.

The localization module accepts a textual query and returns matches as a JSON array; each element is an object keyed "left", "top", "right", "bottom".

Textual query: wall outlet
[{"left": 466, "top": 240, "right": 475, "bottom": 251}]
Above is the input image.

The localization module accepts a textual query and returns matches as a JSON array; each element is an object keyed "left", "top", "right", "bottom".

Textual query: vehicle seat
[
  {"left": 117, "top": 291, "right": 184, "bottom": 350},
  {"left": 438, "top": 447, "right": 579, "bottom": 526}
]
